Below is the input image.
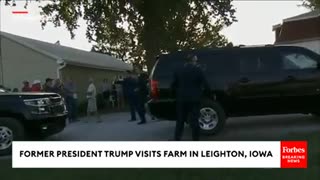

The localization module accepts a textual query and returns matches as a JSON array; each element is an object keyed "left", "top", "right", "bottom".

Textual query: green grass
[{"left": 1, "top": 132, "right": 319, "bottom": 180}]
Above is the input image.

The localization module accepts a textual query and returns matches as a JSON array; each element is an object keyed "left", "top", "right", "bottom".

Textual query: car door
[
  {"left": 229, "top": 48, "right": 285, "bottom": 115},
  {"left": 197, "top": 51, "right": 239, "bottom": 92},
  {"left": 276, "top": 47, "right": 320, "bottom": 113}
]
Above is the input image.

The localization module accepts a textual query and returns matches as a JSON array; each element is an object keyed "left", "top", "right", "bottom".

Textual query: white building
[
  {"left": 272, "top": 10, "right": 320, "bottom": 54},
  {"left": 0, "top": 31, "right": 132, "bottom": 100}
]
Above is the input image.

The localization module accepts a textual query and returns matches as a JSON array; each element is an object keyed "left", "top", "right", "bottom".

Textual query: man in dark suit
[
  {"left": 42, "top": 78, "right": 54, "bottom": 92},
  {"left": 171, "top": 54, "right": 210, "bottom": 141},
  {"left": 136, "top": 72, "right": 149, "bottom": 124},
  {"left": 117, "top": 70, "right": 146, "bottom": 124}
]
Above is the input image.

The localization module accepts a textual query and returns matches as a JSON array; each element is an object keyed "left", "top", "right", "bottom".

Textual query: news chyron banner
[{"left": 12, "top": 141, "right": 307, "bottom": 168}]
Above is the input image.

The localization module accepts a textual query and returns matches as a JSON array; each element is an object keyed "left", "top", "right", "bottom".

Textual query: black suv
[
  {"left": 148, "top": 45, "right": 320, "bottom": 135},
  {"left": 0, "top": 88, "right": 67, "bottom": 155}
]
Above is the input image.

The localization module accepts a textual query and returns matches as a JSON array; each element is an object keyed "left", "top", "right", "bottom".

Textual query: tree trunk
[
  {"left": 142, "top": 20, "right": 162, "bottom": 73},
  {"left": 145, "top": 48, "right": 158, "bottom": 73},
  {"left": 140, "top": 2, "right": 162, "bottom": 74}
]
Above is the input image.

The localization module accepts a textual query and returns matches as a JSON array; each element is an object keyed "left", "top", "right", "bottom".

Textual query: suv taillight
[{"left": 150, "top": 80, "right": 159, "bottom": 99}]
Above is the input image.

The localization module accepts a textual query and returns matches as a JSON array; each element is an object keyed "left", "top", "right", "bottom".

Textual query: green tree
[
  {"left": 302, "top": 0, "right": 320, "bottom": 9},
  {"left": 4, "top": 0, "right": 236, "bottom": 72}
]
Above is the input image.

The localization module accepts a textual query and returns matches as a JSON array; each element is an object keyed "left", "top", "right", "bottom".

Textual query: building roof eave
[
  {"left": 1, "top": 32, "right": 60, "bottom": 61},
  {"left": 283, "top": 11, "right": 320, "bottom": 23},
  {"left": 1, "top": 31, "right": 132, "bottom": 72},
  {"left": 272, "top": 24, "right": 282, "bottom": 31},
  {"left": 275, "top": 37, "right": 320, "bottom": 45},
  {"left": 65, "top": 60, "right": 132, "bottom": 72}
]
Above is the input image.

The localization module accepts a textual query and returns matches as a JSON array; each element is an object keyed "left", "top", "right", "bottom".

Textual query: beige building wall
[
  {"left": 61, "top": 64, "right": 126, "bottom": 101},
  {"left": 276, "top": 39, "right": 320, "bottom": 55},
  {"left": 1, "top": 36, "right": 57, "bottom": 90}
]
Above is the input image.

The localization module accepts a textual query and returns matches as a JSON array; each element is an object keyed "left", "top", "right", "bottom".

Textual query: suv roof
[
  {"left": 151, "top": 45, "right": 320, "bottom": 80},
  {"left": 157, "top": 45, "right": 308, "bottom": 59}
]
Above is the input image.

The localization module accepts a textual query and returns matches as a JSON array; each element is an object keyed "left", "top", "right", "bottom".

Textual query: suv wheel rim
[
  {"left": 0, "top": 126, "right": 13, "bottom": 150},
  {"left": 199, "top": 107, "right": 219, "bottom": 131}
]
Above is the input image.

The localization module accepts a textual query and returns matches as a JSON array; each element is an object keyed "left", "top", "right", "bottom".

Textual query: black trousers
[
  {"left": 128, "top": 95, "right": 146, "bottom": 122},
  {"left": 65, "top": 96, "right": 77, "bottom": 121},
  {"left": 175, "top": 101, "right": 200, "bottom": 141}
]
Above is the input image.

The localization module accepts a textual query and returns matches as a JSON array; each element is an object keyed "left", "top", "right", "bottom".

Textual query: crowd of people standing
[
  {"left": 5, "top": 55, "right": 209, "bottom": 140},
  {"left": 15, "top": 71, "right": 152, "bottom": 124},
  {"left": 21, "top": 78, "right": 78, "bottom": 123}
]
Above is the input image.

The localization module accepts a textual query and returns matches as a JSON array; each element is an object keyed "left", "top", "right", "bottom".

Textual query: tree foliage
[
  {"left": 4, "top": 0, "right": 236, "bottom": 71},
  {"left": 302, "top": 0, "right": 320, "bottom": 9}
]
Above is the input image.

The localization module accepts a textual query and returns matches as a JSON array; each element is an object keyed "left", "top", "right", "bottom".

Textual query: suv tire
[
  {"left": 188, "top": 100, "right": 226, "bottom": 135},
  {"left": 0, "top": 118, "right": 25, "bottom": 156}
]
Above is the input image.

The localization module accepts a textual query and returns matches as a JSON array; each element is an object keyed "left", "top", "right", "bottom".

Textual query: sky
[{"left": 0, "top": 0, "right": 310, "bottom": 51}]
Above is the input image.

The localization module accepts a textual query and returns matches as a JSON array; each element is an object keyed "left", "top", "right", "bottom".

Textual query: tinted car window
[
  {"left": 281, "top": 51, "right": 318, "bottom": 70},
  {"left": 239, "top": 55, "right": 259, "bottom": 73},
  {"left": 197, "top": 52, "right": 238, "bottom": 76},
  {"left": 276, "top": 47, "right": 320, "bottom": 70},
  {"left": 152, "top": 53, "right": 186, "bottom": 80},
  {"left": 237, "top": 49, "right": 281, "bottom": 74}
]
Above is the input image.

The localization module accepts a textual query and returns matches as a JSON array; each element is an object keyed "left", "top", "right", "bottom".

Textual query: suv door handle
[
  {"left": 238, "top": 77, "right": 250, "bottom": 83},
  {"left": 285, "top": 76, "right": 296, "bottom": 81}
]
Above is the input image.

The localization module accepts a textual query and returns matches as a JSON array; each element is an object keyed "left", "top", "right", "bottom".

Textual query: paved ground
[
  {"left": 49, "top": 112, "right": 320, "bottom": 141},
  {"left": 1, "top": 112, "right": 319, "bottom": 160}
]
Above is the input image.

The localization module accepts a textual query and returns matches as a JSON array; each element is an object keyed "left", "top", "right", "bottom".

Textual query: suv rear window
[{"left": 152, "top": 53, "right": 186, "bottom": 79}]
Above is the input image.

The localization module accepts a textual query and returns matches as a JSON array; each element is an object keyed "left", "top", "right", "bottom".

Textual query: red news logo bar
[
  {"left": 12, "top": 11, "right": 29, "bottom": 14},
  {"left": 281, "top": 141, "right": 308, "bottom": 168}
]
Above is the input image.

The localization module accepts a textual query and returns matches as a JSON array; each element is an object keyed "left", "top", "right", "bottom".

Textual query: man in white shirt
[{"left": 87, "top": 78, "right": 101, "bottom": 122}]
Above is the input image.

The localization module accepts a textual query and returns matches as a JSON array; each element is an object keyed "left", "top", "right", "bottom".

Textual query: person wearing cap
[
  {"left": 21, "top": 81, "right": 31, "bottom": 92},
  {"left": 31, "top": 80, "right": 42, "bottom": 92},
  {"left": 43, "top": 78, "right": 54, "bottom": 92}
]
